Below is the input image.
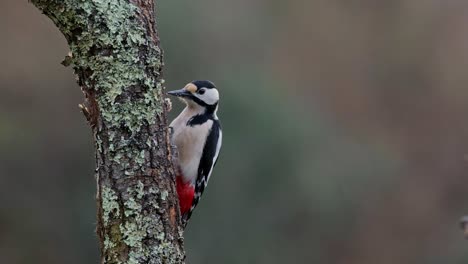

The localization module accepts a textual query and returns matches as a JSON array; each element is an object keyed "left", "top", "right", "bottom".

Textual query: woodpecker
[{"left": 168, "top": 80, "right": 222, "bottom": 226}]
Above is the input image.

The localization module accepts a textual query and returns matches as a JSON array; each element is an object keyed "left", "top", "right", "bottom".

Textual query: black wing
[{"left": 183, "top": 120, "right": 222, "bottom": 223}]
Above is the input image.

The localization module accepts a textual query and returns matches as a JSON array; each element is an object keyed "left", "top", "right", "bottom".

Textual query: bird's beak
[{"left": 167, "top": 88, "right": 192, "bottom": 98}]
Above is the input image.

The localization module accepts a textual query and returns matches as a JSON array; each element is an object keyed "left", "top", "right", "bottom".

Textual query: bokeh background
[{"left": 1, "top": 0, "right": 468, "bottom": 263}]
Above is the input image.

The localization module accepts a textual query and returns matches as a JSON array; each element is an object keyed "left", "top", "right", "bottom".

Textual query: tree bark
[{"left": 31, "top": 0, "right": 185, "bottom": 263}]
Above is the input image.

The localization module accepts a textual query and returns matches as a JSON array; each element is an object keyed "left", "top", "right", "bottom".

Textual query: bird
[{"left": 167, "top": 80, "right": 222, "bottom": 227}]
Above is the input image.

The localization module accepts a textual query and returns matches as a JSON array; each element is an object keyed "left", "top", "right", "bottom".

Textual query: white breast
[{"left": 170, "top": 107, "right": 213, "bottom": 184}]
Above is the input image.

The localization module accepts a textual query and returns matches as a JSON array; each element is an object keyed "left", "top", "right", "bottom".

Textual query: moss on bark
[{"left": 31, "top": 0, "right": 185, "bottom": 263}]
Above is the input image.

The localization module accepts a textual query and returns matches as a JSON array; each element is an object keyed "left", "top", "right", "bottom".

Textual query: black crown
[{"left": 192, "top": 80, "right": 216, "bottom": 89}]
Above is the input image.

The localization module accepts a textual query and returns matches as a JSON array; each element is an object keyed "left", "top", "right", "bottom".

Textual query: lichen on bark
[{"left": 31, "top": 0, "right": 185, "bottom": 263}]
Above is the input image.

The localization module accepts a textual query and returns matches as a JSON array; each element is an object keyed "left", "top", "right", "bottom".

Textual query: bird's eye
[{"left": 198, "top": 89, "right": 206, "bottom": 95}]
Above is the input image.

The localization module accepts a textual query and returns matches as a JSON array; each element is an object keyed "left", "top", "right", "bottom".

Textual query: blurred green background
[{"left": 1, "top": 0, "right": 468, "bottom": 263}]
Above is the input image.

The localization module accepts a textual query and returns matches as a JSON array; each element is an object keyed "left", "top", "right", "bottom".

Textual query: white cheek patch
[{"left": 199, "top": 88, "right": 219, "bottom": 105}]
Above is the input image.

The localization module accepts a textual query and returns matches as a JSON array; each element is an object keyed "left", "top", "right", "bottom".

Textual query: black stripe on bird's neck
[
  {"left": 190, "top": 95, "right": 217, "bottom": 110},
  {"left": 187, "top": 104, "right": 218, "bottom": 126}
]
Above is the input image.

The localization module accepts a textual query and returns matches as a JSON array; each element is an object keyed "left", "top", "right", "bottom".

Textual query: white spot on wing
[{"left": 206, "top": 129, "right": 222, "bottom": 186}]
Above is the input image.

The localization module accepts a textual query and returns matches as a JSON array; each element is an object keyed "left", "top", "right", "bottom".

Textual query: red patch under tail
[{"left": 176, "top": 176, "right": 195, "bottom": 217}]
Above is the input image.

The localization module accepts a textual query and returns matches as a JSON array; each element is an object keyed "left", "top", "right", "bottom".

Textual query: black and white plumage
[{"left": 168, "top": 80, "right": 222, "bottom": 226}]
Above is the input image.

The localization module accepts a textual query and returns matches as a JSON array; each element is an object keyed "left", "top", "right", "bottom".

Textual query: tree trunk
[{"left": 31, "top": 0, "right": 185, "bottom": 263}]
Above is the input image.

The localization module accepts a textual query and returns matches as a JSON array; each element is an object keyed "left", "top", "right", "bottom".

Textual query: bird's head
[{"left": 168, "top": 80, "right": 219, "bottom": 111}]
